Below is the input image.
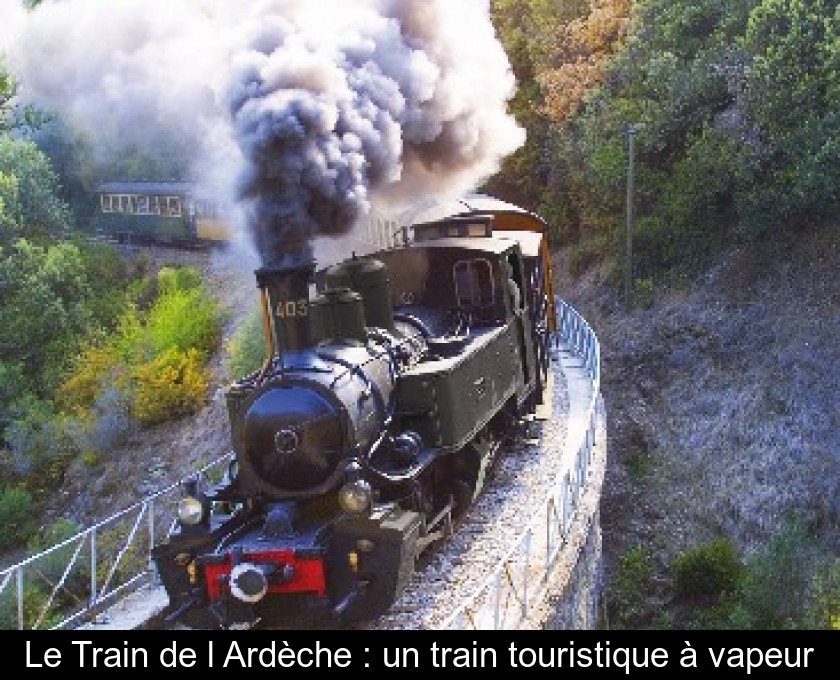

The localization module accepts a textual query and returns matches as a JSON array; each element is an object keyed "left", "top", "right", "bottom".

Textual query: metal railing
[
  {"left": 441, "top": 296, "right": 603, "bottom": 629},
  {"left": 0, "top": 454, "right": 233, "bottom": 630}
]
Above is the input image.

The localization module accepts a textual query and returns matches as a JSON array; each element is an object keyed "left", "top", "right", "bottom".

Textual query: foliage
[
  {"left": 0, "top": 136, "right": 70, "bottom": 243},
  {"left": 0, "top": 516, "right": 89, "bottom": 630},
  {"left": 30, "top": 119, "right": 100, "bottom": 229},
  {"left": 489, "top": 0, "right": 840, "bottom": 279},
  {"left": 495, "top": 0, "right": 840, "bottom": 280},
  {"left": 668, "top": 521, "right": 835, "bottom": 629},
  {"left": 807, "top": 558, "right": 840, "bottom": 630},
  {"left": 25, "top": 517, "right": 83, "bottom": 577},
  {"left": 131, "top": 347, "right": 210, "bottom": 425},
  {"left": 55, "top": 345, "right": 125, "bottom": 416},
  {"left": 0, "top": 250, "right": 219, "bottom": 525},
  {"left": 673, "top": 537, "right": 743, "bottom": 604},
  {"left": 740, "top": 0, "right": 840, "bottom": 227},
  {"left": 737, "top": 518, "right": 820, "bottom": 628},
  {"left": 0, "top": 486, "right": 38, "bottom": 551},
  {"left": 0, "top": 239, "right": 93, "bottom": 396},
  {"left": 2, "top": 397, "right": 85, "bottom": 496},
  {"left": 71, "top": 239, "right": 145, "bottom": 331},
  {"left": 608, "top": 544, "right": 653, "bottom": 628},
  {"left": 147, "top": 267, "right": 221, "bottom": 357},
  {"left": 54, "top": 265, "right": 221, "bottom": 434},
  {"left": 225, "top": 306, "right": 266, "bottom": 380},
  {"left": 486, "top": 0, "right": 632, "bottom": 245}
]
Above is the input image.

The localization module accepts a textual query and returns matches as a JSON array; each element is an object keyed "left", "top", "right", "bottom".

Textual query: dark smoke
[{"left": 2, "top": 0, "right": 525, "bottom": 267}]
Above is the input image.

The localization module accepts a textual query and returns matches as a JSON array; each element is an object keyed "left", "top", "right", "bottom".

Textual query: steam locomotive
[{"left": 151, "top": 195, "right": 558, "bottom": 629}]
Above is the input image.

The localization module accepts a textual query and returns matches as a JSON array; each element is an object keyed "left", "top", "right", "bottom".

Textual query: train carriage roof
[
  {"left": 405, "top": 193, "right": 549, "bottom": 235},
  {"left": 405, "top": 235, "right": 519, "bottom": 255},
  {"left": 95, "top": 181, "right": 195, "bottom": 195},
  {"left": 495, "top": 230, "right": 543, "bottom": 258}
]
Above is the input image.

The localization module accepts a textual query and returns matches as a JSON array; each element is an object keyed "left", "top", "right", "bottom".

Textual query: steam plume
[{"left": 1, "top": 0, "right": 525, "bottom": 266}]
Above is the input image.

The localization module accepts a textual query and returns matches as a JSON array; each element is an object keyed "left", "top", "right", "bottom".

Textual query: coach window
[{"left": 137, "top": 195, "right": 150, "bottom": 214}]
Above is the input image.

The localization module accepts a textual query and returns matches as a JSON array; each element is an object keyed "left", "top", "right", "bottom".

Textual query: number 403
[{"left": 276, "top": 299, "right": 308, "bottom": 318}]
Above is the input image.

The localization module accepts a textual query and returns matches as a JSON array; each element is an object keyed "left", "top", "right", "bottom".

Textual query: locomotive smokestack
[{"left": 255, "top": 259, "right": 316, "bottom": 355}]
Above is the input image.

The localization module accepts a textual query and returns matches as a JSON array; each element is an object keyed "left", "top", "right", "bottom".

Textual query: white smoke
[{"left": 1, "top": 0, "right": 525, "bottom": 265}]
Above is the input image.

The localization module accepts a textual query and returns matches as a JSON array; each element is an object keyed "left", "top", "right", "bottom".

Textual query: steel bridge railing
[
  {"left": 0, "top": 453, "right": 233, "bottom": 630},
  {"left": 441, "top": 296, "right": 602, "bottom": 630}
]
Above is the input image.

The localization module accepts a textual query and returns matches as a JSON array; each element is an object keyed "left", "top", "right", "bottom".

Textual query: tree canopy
[{"left": 489, "top": 0, "right": 840, "bottom": 279}]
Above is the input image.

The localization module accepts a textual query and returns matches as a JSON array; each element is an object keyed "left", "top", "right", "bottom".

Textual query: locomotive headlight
[
  {"left": 177, "top": 496, "right": 205, "bottom": 526},
  {"left": 338, "top": 460, "right": 372, "bottom": 516},
  {"left": 338, "top": 479, "right": 373, "bottom": 516}
]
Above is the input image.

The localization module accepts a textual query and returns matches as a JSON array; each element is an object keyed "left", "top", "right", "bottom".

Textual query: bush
[
  {"left": 567, "top": 240, "right": 602, "bottom": 279},
  {"left": 0, "top": 486, "right": 38, "bottom": 551},
  {"left": 55, "top": 345, "right": 125, "bottom": 416},
  {"left": 808, "top": 558, "right": 840, "bottom": 630},
  {"left": 147, "top": 268, "right": 221, "bottom": 357},
  {"left": 738, "top": 518, "right": 819, "bottom": 628},
  {"left": 609, "top": 545, "right": 654, "bottom": 628},
  {"left": 673, "top": 537, "right": 742, "bottom": 604},
  {"left": 3, "top": 397, "right": 84, "bottom": 496},
  {"left": 155, "top": 265, "right": 201, "bottom": 296},
  {"left": 225, "top": 306, "right": 265, "bottom": 380},
  {"left": 131, "top": 348, "right": 210, "bottom": 424}
]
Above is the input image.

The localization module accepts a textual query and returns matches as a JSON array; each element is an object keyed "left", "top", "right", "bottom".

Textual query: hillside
[
  {"left": 42, "top": 243, "right": 260, "bottom": 525},
  {"left": 554, "top": 222, "right": 840, "bottom": 626}
]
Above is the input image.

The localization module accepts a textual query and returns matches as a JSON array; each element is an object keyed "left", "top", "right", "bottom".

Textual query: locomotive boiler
[{"left": 151, "top": 195, "right": 557, "bottom": 629}]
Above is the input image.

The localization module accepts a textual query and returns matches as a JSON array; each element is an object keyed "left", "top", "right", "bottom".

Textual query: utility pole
[{"left": 625, "top": 124, "right": 636, "bottom": 305}]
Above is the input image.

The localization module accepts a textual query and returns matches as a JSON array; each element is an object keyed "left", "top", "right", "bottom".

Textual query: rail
[
  {"left": 440, "top": 296, "right": 603, "bottom": 629},
  {"left": 0, "top": 454, "right": 233, "bottom": 630}
]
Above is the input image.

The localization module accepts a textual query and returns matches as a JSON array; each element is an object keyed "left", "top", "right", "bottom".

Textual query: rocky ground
[
  {"left": 553, "top": 222, "right": 840, "bottom": 625},
  {"left": 43, "top": 221, "right": 840, "bottom": 629}
]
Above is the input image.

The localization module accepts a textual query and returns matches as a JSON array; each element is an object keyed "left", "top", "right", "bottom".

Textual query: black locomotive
[{"left": 151, "top": 195, "right": 558, "bottom": 629}]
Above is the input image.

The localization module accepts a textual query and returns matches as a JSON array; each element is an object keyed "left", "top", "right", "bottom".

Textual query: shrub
[
  {"left": 147, "top": 282, "right": 221, "bottom": 357},
  {"left": 0, "top": 486, "right": 38, "bottom": 551},
  {"left": 225, "top": 306, "right": 266, "bottom": 380},
  {"left": 55, "top": 344, "right": 125, "bottom": 416},
  {"left": 609, "top": 545, "right": 654, "bottom": 628},
  {"left": 738, "top": 518, "right": 819, "bottom": 628},
  {"left": 567, "top": 240, "right": 602, "bottom": 279},
  {"left": 155, "top": 265, "right": 201, "bottom": 296},
  {"left": 673, "top": 537, "right": 742, "bottom": 604},
  {"left": 808, "top": 558, "right": 840, "bottom": 630},
  {"left": 3, "top": 397, "right": 83, "bottom": 495},
  {"left": 131, "top": 348, "right": 210, "bottom": 424}
]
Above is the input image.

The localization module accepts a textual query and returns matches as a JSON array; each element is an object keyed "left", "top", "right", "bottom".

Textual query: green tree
[
  {"left": 0, "top": 137, "right": 70, "bottom": 243},
  {"left": 0, "top": 239, "right": 92, "bottom": 396},
  {"left": 742, "top": 0, "right": 840, "bottom": 226}
]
